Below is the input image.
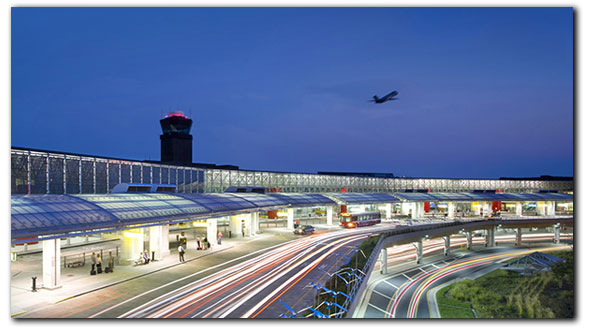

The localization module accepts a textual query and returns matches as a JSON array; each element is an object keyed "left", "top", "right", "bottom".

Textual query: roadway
[
  {"left": 17, "top": 224, "right": 396, "bottom": 318},
  {"left": 355, "top": 237, "right": 572, "bottom": 319}
]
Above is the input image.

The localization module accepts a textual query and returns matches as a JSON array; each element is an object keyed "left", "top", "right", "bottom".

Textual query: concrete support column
[
  {"left": 230, "top": 215, "right": 243, "bottom": 237},
  {"left": 207, "top": 219, "right": 218, "bottom": 246},
  {"left": 384, "top": 203, "right": 392, "bottom": 219},
  {"left": 547, "top": 201, "right": 556, "bottom": 216},
  {"left": 515, "top": 202, "right": 523, "bottom": 217},
  {"left": 554, "top": 225, "right": 560, "bottom": 244},
  {"left": 483, "top": 202, "right": 491, "bottom": 216},
  {"left": 121, "top": 229, "right": 144, "bottom": 262},
  {"left": 443, "top": 236, "right": 451, "bottom": 256},
  {"left": 515, "top": 228, "right": 522, "bottom": 246},
  {"left": 148, "top": 225, "right": 170, "bottom": 261},
  {"left": 287, "top": 208, "right": 295, "bottom": 230},
  {"left": 250, "top": 212, "right": 258, "bottom": 236},
  {"left": 380, "top": 248, "right": 388, "bottom": 275},
  {"left": 537, "top": 202, "right": 546, "bottom": 216},
  {"left": 447, "top": 202, "right": 455, "bottom": 219},
  {"left": 466, "top": 231, "right": 473, "bottom": 250},
  {"left": 326, "top": 206, "right": 333, "bottom": 226},
  {"left": 474, "top": 202, "right": 481, "bottom": 216},
  {"left": 409, "top": 202, "right": 416, "bottom": 218},
  {"left": 400, "top": 202, "right": 410, "bottom": 216},
  {"left": 42, "top": 238, "right": 61, "bottom": 289},
  {"left": 414, "top": 202, "right": 424, "bottom": 219},
  {"left": 416, "top": 238, "right": 423, "bottom": 264},
  {"left": 486, "top": 227, "right": 495, "bottom": 247}
]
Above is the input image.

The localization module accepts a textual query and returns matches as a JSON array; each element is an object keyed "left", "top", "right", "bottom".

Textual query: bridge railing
[{"left": 344, "top": 216, "right": 573, "bottom": 317}]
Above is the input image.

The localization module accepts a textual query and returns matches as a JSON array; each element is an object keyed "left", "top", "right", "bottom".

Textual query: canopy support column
[
  {"left": 230, "top": 215, "right": 243, "bottom": 237},
  {"left": 250, "top": 212, "right": 258, "bottom": 236},
  {"left": 287, "top": 208, "right": 295, "bottom": 230},
  {"left": 447, "top": 202, "right": 455, "bottom": 219},
  {"left": 326, "top": 206, "right": 333, "bottom": 226},
  {"left": 547, "top": 201, "right": 556, "bottom": 216},
  {"left": 207, "top": 218, "right": 218, "bottom": 246},
  {"left": 149, "top": 224, "right": 170, "bottom": 261},
  {"left": 121, "top": 229, "right": 144, "bottom": 262},
  {"left": 384, "top": 203, "right": 392, "bottom": 219},
  {"left": 515, "top": 202, "right": 523, "bottom": 217},
  {"left": 42, "top": 238, "right": 61, "bottom": 289}
]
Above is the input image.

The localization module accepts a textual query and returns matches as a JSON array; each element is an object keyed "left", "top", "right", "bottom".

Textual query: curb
[{"left": 52, "top": 246, "right": 233, "bottom": 304}]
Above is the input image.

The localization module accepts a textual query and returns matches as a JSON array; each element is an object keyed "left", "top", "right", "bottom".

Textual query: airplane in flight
[{"left": 369, "top": 90, "right": 399, "bottom": 104}]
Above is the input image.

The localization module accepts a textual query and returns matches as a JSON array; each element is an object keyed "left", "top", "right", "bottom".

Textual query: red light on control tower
[{"left": 165, "top": 111, "right": 188, "bottom": 119}]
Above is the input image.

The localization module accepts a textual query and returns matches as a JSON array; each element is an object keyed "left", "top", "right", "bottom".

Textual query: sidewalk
[{"left": 10, "top": 233, "right": 275, "bottom": 316}]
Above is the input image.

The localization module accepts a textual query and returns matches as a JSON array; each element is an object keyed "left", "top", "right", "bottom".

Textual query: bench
[
  {"left": 67, "top": 261, "right": 84, "bottom": 268},
  {"left": 133, "top": 259, "right": 146, "bottom": 266}
]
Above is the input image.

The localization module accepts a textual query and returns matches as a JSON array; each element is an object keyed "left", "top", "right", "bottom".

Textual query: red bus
[{"left": 340, "top": 211, "right": 381, "bottom": 228}]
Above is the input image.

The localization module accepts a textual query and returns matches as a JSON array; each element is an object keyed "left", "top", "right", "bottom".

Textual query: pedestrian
[
  {"left": 241, "top": 221, "right": 246, "bottom": 237},
  {"left": 196, "top": 236, "right": 202, "bottom": 250},
  {"left": 203, "top": 234, "right": 208, "bottom": 250},
  {"left": 143, "top": 250, "right": 150, "bottom": 264},
  {"left": 218, "top": 231, "right": 222, "bottom": 245},
  {"left": 96, "top": 254, "right": 102, "bottom": 274},
  {"left": 178, "top": 244, "right": 185, "bottom": 262},
  {"left": 108, "top": 252, "right": 115, "bottom": 273},
  {"left": 180, "top": 232, "right": 187, "bottom": 246},
  {"left": 90, "top": 252, "right": 97, "bottom": 275}
]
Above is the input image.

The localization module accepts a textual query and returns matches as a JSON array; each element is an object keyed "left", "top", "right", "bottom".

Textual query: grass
[
  {"left": 438, "top": 249, "right": 574, "bottom": 319},
  {"left": 436, "top": 284, "right": 475, "bottom": 318}
]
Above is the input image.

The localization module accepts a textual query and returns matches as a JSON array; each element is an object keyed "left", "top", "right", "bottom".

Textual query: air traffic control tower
[{"left": 160, "top": 111, "right": 193, "bottom": 165}]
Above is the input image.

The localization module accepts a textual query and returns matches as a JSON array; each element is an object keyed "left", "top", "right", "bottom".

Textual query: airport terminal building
[{"left": 10, "top": 113, "right": 573, "bottom": 292}]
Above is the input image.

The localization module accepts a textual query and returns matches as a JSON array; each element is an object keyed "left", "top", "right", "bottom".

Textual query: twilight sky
[{"left": 11, "top": 7, "right": 573, "bottom": 178}]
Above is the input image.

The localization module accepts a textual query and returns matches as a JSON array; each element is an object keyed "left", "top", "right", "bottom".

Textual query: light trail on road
[
  {"left": 381, "top": 246, "right": 571, "bottom": 318},
  {"left": 116, "top": 226, "right": 389, "bottom": 318}
]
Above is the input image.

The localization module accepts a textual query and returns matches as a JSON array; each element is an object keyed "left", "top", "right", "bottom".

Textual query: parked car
[{"left": 294, "top": 225, "right": 315, "bottom": 235}]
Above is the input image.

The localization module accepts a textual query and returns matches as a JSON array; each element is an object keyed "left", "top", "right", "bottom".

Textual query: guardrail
[
  {"left": 62, "top": 247, "right": 120, "bottom": 268},
  {"left": 344, "top": 216, "right": 573, "bottom": 317}
]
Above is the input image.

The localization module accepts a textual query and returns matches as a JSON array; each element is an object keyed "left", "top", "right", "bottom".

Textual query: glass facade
[{"left": 11, "top": 148, "right": 574, "bottom": 195}]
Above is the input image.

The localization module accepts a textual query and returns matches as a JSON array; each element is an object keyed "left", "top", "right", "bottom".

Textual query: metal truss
[{"left": 12, "top": 148, "right": 574, "bottom": 195}]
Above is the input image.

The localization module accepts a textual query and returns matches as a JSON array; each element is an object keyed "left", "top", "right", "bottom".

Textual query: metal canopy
[
  {"left": 393, "top": 192, "right": 573, "bottom": 202},
  {"left": 11, "top": 191, "right": 573, "bottom": 240},
  {"left": 226, "top": 193, "right": 290, "bottom": 208},
  {"left": 326, "top": 193, "right": 400, "bottom": 204},
  {"left": 80, "top": 194, "right": 209, "bottom": 225},
  {"left": 392, "top": 192, "right": 436, "bottom": 201},
  {"left": 175, "top": 193, "right": 256, "bottom": 213},
  {"left": 11, "top": 195, "right": 120, "bottom": 239},
  {"left": 11, "top": 192, "right": 335, "bottom": 239},
  {"left": 270, "top": 193, "right": 337, "bottom": 207}
]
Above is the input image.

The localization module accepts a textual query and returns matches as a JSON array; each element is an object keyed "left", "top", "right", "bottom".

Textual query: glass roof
[
  {"left": 271, "top": 193, "right": 337, "bottom": 207},
  {"left": 227, "top": 193, "right": 290, "bottom": 208},
  {"left": 393, "top": 193, "right": 435, "bottom": 201},
  {"left": 11, "top": 195, "right": 119, "bottom": 238},
  {"left": 11, "top": 192, "right": 573, "bottom": 240},
  {"left": 79, "top": 194, "right": 209, "bottom": 225},
  {"left": 175, "top": 193, "right": 257, "bottom": 213},
  {"left": 326, "top": 193, "right": 400, "bottom": 204},
  {"left": 393, "top": 192, "right": 574, "bottom": 202}
]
